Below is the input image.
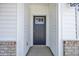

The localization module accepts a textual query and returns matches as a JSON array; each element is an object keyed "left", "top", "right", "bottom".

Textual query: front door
[{"left": 33, "top": 16, "right": 46, "bottom": 45}]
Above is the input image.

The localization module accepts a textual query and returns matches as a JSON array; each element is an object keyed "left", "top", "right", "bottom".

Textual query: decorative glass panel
[{"left": 35, "top": 17, "right": 44, "bottom": 24}]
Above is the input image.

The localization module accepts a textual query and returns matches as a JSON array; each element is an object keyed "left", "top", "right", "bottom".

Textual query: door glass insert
[{"left": 35, "top": 17, "right": 44, "bottom": 24}]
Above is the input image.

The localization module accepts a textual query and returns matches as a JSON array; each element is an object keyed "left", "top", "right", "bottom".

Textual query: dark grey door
[{"left": 33, "top": 16, "right": 46, "bottom": 45}]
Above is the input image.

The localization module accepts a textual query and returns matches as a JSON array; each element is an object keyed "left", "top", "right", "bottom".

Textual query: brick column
[
  {"left": 64, "top": 40, "right": 79, "bottom": 56},
  {"left": 0, "top": 41, "right": 16, "bottom": 56}
]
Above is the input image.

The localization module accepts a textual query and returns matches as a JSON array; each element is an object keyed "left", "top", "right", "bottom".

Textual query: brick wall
[
  {"left": 64, "top": 41, "right": 79, "bottom": 56},
  {"left": 0, "top": 41, "right": 16, "bottom": 56}
]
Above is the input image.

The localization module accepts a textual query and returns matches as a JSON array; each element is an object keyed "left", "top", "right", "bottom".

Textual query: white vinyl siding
[
  {"left": 77, "top": 10, "right": 79, "bottom": 39},
  {"left": 0, "top": 3, "right": 17, "bottom": 41},
  {"left": 61, "top": 4, "right": 76, "bottom": 40}
]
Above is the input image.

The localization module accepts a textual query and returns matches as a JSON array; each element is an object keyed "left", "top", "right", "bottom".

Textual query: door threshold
[{"left": 33, "top": 45, "right": 46, "bottom": 47}]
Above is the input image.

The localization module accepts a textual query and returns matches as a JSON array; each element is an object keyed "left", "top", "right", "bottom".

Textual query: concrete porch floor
[{"left": 26, "top": 45, "right": 54, "bottom": 56}]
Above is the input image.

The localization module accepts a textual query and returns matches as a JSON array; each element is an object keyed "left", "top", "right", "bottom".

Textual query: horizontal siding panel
[
  {"left": 0, "top": 30, "right": 16, "bottom": 33},
  {"left": 0, "top": 12, "right": 16, "bottom": 16},
  {"left": 0, "top": 33, "right": 16, "bottom": 35},
  {"left": 0, "top": 27, "right": 16, "bottom": 30},
  {"left": 0, "top": 25, "right": 16, "bottom": 28},
  {"left": 0, "top": 3, "right": 16, "bottom": 5},
  {"left": 62, "top": 4, "right": 76, "bottom": 40},
  {"left": 0, "top": 8, "right": 16, "bottom": 11},
  {"left": 0, "top": 21, "right": 16, "bottom": 23},
  {"left": 0, "top": 4, "right": 17, "bottom": 41}
]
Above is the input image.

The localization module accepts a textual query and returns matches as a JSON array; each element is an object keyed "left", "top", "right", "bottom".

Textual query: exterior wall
[
  {"left": 60, "top": 4, "right": 79, "bottom": 56},
  {"left": 61, "top": 4, "right": 76, "bottom": 56},
  {"left": 49, "top": 4, "right": 58, "bottom": 56},
  {"left": 61, "top": 4, "right": 76, "bottom": 40},
  {"left": 0, "top": 3, "right": 17, "bottom": 41},
  {"left": 0, "top": 4, "right": 17, "bottom": 56}
]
